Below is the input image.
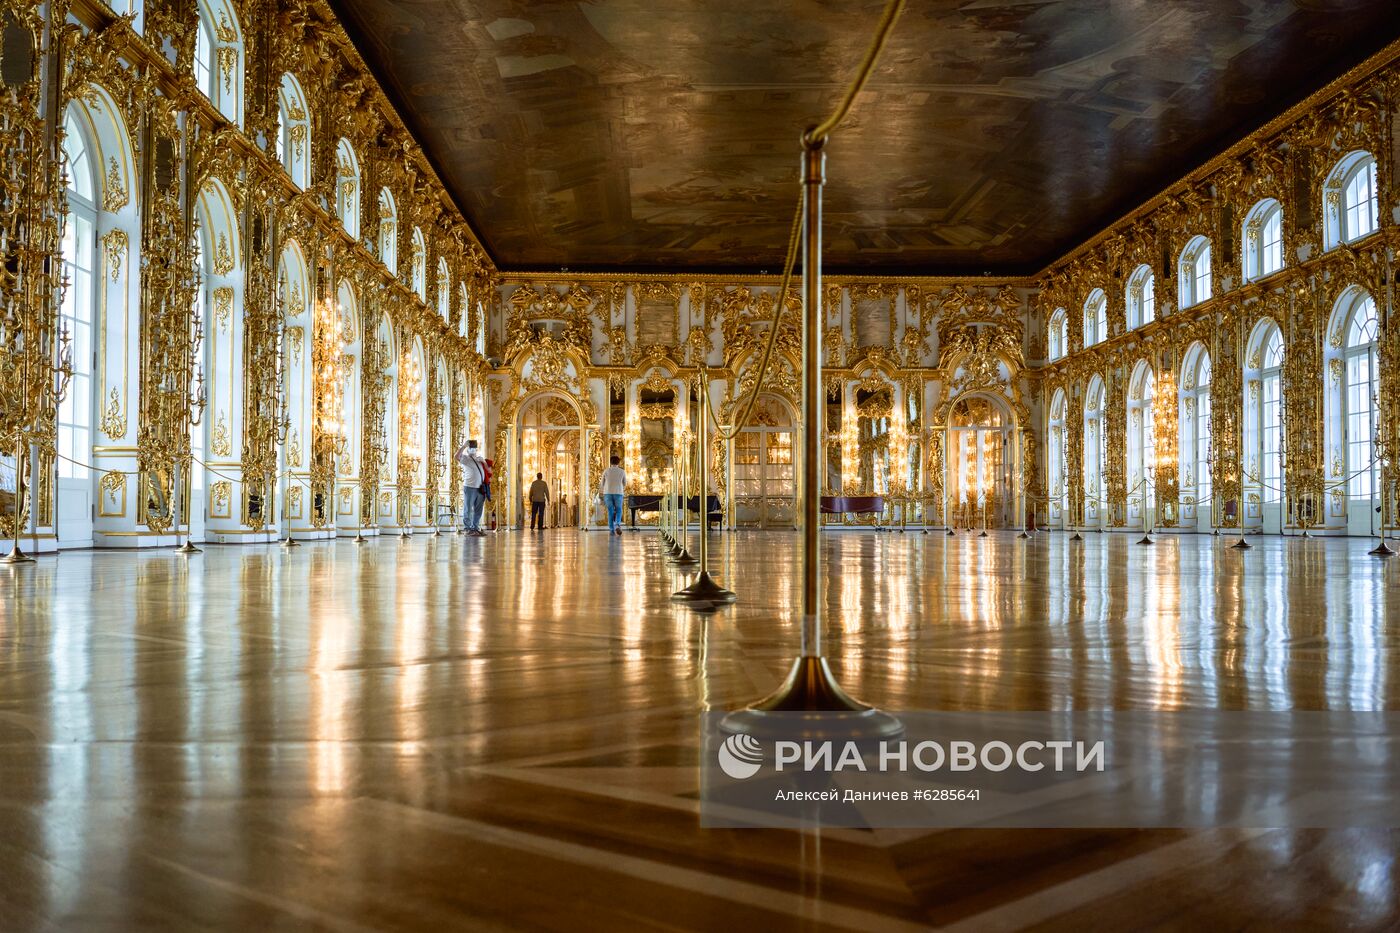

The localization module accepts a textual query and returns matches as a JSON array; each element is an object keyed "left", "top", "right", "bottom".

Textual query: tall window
[
  {"left": 1084, "top": 376, "right": 1105, "bottom": 519},
  {"left": 1126, "top": 264, "right": 1154, "bottom": 329},
  {"left": 1181, "top": 346, "right": 1211, "bottom": 512},
  {"left": 1259, "top": 328, "right": 1284, "bottom": 504},
  {"left": 1325, "top": 152, "right": 1379, "bottom": 250},
  {"left": 410, "top": 228, "right": 426, "bottom": 301},
  {"left": 1243, "top": 199, "right": 1283, "bottom": 281},
  {"left": 1179, "top": 236, "right": 1212, "bottom": 309},
  {"left": 1047, "top": 308, "right": 1067, "bottom": 360},
  {"left": 1048, "top": 390, "right": 1067, "bottom": 514},
  {"left": 59, "top": 112, "right": 97, "bottom": 481},
  {"left": 1344, "top": 158, "right": 1379, "bottom": 243},
  {"left": 277, "top": 73, "right": 310, "bottom": 189},
  {"left": 378, "top": 188, "right": 397, "bottom": 274},
  {"left": 1128, "top": 363, "right": 1156, "bottom": 511},
  {"left": 1344, "top": 295, "right": 1379, "bottom": 499},
  {"left": 191, "top": 0, "right": 242, "bottom": 124},
  {"left": 335, "top": 139, "right": 360, "bottom": 240},
  {"left": 1083, "top": 290, "right": 1107, "bottom": 347},
  {"left": 437, "top": 257, "right": 451, "bottom": 321},
  {"left": 194, "top": 13, "right": 215, "bottom": 99}
]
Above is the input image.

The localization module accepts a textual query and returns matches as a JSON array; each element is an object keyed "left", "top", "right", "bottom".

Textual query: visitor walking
[
  {"left": 600, "top": 455, "right": 627, "bottom": 535},
  {"left": 529, "top": 473, "right": 549, "bottom": 530},
  {"left": 456, "top": 439, "right": 488, "bottom": 536}
]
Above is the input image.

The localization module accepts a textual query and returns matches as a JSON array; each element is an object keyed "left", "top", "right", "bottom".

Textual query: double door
[
  {"left": 733, "top": 428, "right": 795, "bottom": 528},
  {"left": 948, "top": 428, "right": 1009, "bottom": 528}
]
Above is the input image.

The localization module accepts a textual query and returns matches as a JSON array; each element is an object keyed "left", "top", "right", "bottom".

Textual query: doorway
[
  {"left": 518, "top": 395, "right": 581, "bottom": 528},
  {"left": 733, "top": 396, "right": 796, "bottom": 528},
  {"left": 947, "top": 396, "right": 1012, "bottom": 529}
]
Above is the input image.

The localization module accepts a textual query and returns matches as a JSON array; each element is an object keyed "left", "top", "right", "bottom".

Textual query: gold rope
[{"left": 707, "top": 0, "right": 906, "bottom": 444}]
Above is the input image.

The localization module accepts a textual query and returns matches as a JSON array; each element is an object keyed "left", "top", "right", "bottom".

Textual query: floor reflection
[{"left": 0, "top": 530, "right": 1398, "bottom": 928}]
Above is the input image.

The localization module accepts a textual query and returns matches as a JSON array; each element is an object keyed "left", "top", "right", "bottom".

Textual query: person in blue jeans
[
  {"left": 600, "top": 455, "right": 627, "bottom": 535},
  {"left": 455, "top": 439, "right": 488, "bottom": 536}
]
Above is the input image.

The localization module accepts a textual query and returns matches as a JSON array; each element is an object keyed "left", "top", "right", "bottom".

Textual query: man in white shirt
[
  {"left": 599, "top": 456, "right": 627, "bottom": 535},
  {"left": 455, "top": 439, "right": 488, "bottom": 536}
]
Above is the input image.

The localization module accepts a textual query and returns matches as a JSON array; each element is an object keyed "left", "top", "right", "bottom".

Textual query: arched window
[
  {"left": 1328, "top": 289, "right": 1380, "bottom": 503},
  {"left": 1084, "top": 375, "right": 1105, "bottom": 526},
  {"left": 335, "top": 139, "right": 360, "bottom": 240},
  {"left": 437, "top": 257, "right": 451, "bottom": 321},
  {"left": 1180, "top": 344, "right": 1211, "bottom": 517},
  {"left": 192, "top": 0, "right": 242, "bottom": 124},
  {"left": 410, "top": 228, "right": 427, "bottom": 301},
  {"left": 1048, "top": 389, "right": 1067, "bottom": 522},
  {"left": 1241, "top": 199, "right": 1283, "bottom": 282},
  {"left": 1047, "top": 307, "right": 1067, "bottom": 360},
  {"left": 1245, "top": 321, "right": 1285, "bottom": 509},
  {"left": 458, "top": 284, "right": 470, "bottom": 339},
  {"left": 475, "top": 301, "right": 487, "bottom": 356},
  {"left": 1083, "top": 290, "right": 1107, "bottom": 348},
  {"left": 277, "top": 73, "right": 310, "bottom": 189},
  {"left": 58, "top": 110, "right": 98, "bottom": 484},
  {"left": 1128, "top": 362, "right": 1156, "bottom": 516},
  {"left": 194, "top": 11, "right": 214, "bottom": 98},
  {"left": 1178, "top": 236, "right": 1212, "bottom": 309},
  {"left": 1324, "top": 152, "right": 1379, "bottom": 250},
  {"left": 378, "top": 188, "right": 397, "bottom": 274},
  {"left": 1126, "top": 264, "right": 1155, "bottom": 329}
]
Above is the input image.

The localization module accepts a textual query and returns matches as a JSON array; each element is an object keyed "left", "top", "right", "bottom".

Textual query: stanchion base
[
  {"left": 671, "top": 547, "right": 699, "bottom": 566},
  {"left": 946, "top": 528, "right": 955, "bottom": 536},
  {"left": 174, "top": 542, "right": 202, "bottom": 554},
  {"left": 1069, "top": 531, "right": 1083, "bottom": 541},
  {"left": 720, "top": 656, "right": 903, "bottom": 741},
  {"left": 1370, "top": 540, "right": 1396, "bottom": 557},
  {"left": 280, "top": 538, "right": 300, "bottom": 549},
  {"left": 1229, "top": 537, "right": 1252, "bottom": 550},
  {"left": 354, "top": 535, "right": 367, "bottom": 544},
  {"left": 1017, "top": 531, "right": 1030, "bottom": 539},
  {"left": 1136, "top": 535, "right": 1154, "bottom": 546},
  {"left": 978, "top": 530, "right": 989, "bottom": 538},
  {"left": 921, "top": 527, "right": 929, "bottom": 535},
  {"left": 1, "top": 547, "right": 35, "bottom": 564},
  {"left": 672, "top": 570, "right": 737, "bottom": 605}
]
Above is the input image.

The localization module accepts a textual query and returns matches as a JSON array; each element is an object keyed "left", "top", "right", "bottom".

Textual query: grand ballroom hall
[{"left": 5, "top": 0, "right": 1400, "bottom": 929}]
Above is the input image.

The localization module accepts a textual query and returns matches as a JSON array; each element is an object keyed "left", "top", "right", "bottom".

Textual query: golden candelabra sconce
[{"left": 0, "top": 38, "right": 69, "bottom": 563}]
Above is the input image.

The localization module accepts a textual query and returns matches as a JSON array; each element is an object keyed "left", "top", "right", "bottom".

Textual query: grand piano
[{"left": 627, "top": 493, "right": 723, "bottom": 529}]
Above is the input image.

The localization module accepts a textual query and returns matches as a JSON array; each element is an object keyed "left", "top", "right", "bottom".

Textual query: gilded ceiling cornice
[{"left": 500, "top": 271, "right": 1036, "bottom": 288}]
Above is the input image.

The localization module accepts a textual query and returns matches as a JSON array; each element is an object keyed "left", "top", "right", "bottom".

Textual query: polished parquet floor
[{"left": 2, "top": 528, "right": 1400, "bottom": 931}]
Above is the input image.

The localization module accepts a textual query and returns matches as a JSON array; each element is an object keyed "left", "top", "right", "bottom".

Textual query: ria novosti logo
[
  {"left": 718, "top": 734, "right": 764, "bottom": 779},
  {"left": 716, "top": 734, "right": 1105, "bottom": 779}
]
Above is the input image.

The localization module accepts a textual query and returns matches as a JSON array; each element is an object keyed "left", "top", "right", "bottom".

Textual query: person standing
[
  {"left": 455, "top": 439, "right": 488, "bottom": 536},
  {"left": 600, "top": 455, "right": 627, "bottom": 536},
  {"left": 528, "top": 473, "right": 549, "bottom": 530}
]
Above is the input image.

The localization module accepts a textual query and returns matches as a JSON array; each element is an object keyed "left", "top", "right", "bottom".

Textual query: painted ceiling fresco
[{"left": 333, "top": 0, "right": 1400, "bottom": 275}]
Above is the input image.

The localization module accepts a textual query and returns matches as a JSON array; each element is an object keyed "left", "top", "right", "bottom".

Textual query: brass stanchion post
[
  {"left": 722, "top": 131, "right": 899, "bottom": 739},
  {"left": 675, "top": 365, "right": 735, "bottom": 604},
  {"left": 673, "top": 433, "right": 698, "bottom": 567}
]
